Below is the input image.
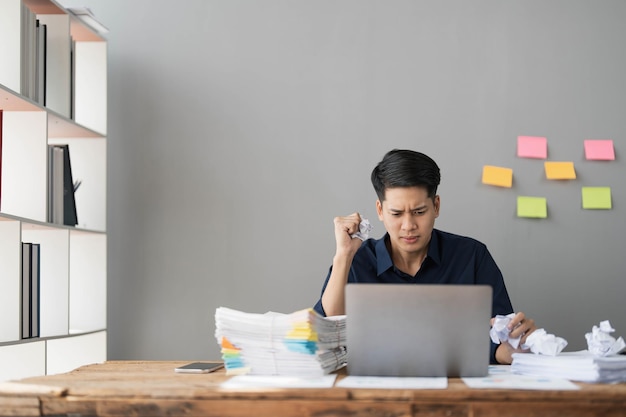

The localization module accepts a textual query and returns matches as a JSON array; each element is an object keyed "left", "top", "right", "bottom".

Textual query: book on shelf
[
  {"left": 21, "top": 242, "right": 31, "bottom": 339},
  {"left": 47, "top": 144, "right": 78, "bottom": 226},
  {"left": 20, "top": 3, "right": 48, "bottom": 104},
  {"left": 19, "top": 0, "right": 48, "bottom": 105},
  {"left": 48, "top": 145, "right": 64, "bottom": 224},
  {"left": 21, "top": 242, "right": 40, "bottom": 339},
  {"left": 36, "top": 13, "right": 72, "bottom": 118},
  {"left": 62, "top": 144, "right": 78, "bottom": 226},
  {"left": 20, "top": 1, "right": 35, "bottom": 99},
  {"left": 35, "top": 19, "right": 47, "bottom": 106},
  {"left": 31, "top": 243, "right": 40, "bottom": 338},
  {"left": 0, "top": 109, "right": 3, "bottom": 205}
]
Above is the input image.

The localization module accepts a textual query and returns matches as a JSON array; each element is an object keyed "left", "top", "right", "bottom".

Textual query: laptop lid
[{"left": 345, "top": 283, "right": 492, "bottom": 377}]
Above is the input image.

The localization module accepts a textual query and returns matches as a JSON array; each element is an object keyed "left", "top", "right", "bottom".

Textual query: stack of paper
[
  {"left": 215, "top": 307, "right": 346, "bottom": 376},
  {"left": 512, "top": 351, "right": 626, "bottom": 383}
]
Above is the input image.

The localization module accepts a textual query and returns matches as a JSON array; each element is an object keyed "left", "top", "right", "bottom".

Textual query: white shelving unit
[{"left": 0, "top": 0, "right": 107, "bottom": 382}]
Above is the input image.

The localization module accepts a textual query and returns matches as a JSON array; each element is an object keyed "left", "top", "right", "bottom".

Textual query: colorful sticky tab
[
  {"left": 517, "top": 196, "right": 548, "bottom": 218},
  {"left": 582, "top": 187, "right": 612, "bottom": 209},
  {"left": 544, "top": 161, "right": 576, "bottom": 180},
  {"left": 221, "top": 337, "right": 238, "bottom": 350},
  {"left": 482, "top": 165, "right": 513, "bottom": 188},
  {"left": 517, "top": 136, "right": 548, "bottom": 159},
  {"left": 584, "top": 140, "right": 615, "bottom": 160}
]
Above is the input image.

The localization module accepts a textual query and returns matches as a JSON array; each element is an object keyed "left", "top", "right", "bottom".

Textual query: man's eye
[{"left": 413, "top": 210, "right": 425, "bottom": 215}]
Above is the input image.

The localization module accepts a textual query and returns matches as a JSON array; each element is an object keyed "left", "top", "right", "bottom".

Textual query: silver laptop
[{"left": 345, "top": 283, "right": 492, "bottom": 377}]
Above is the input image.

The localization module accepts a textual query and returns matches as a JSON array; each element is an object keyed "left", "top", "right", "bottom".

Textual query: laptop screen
[{"left": 345, "top": 283, "right": 492, "bottom": 377}]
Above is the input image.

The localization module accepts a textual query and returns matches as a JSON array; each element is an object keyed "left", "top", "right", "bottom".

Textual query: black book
[
  {"left": 47, "top": 145, "right": 64, "bottom": 224},
  {"left": 35, "top": 20, "right": 47, "bottom": 106},
  {"left": 31, "top": 243, "right": 41, "bottom": 338},
  {"left": 21, "top": 242, "right": 32, "bottom": 339},
  {"left": 47, "top": 144, "right": 78, "bottom": 226},
  {"left": 60, "top": 144, "right": 78, "bottom": 226},
  {"left": 0, "top": 109, "right": 3, "bottom": 205}
]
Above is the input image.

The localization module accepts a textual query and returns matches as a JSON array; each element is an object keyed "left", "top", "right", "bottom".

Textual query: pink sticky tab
[
  {"left": 517, "top": 136, "right": 548, "bottom": 159},
  {"left": 584, "top": 139, "right": 615, "bottom": 161}
]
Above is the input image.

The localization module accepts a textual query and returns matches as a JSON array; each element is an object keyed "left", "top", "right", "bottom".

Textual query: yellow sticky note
[
  {"left": 482, "top": 165, "right": 513, "bottom": 188},
  {"left": 517, "top": 196, "right": 548, "bottom": 218},
  {"left": 545, "top": 161, "right": 576, "bottom": 180},
  {"left": 582, "top": 187, "right": 612, "bottom": 209}
]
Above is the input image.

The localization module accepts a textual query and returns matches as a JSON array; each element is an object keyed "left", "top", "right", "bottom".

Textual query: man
[{"left": 313, "top": 149, "right": 536, "bottom": 364}]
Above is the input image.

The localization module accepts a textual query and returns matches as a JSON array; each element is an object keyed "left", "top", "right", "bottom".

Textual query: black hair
[{"left": 370, "top": 149, "right": 441, "bottom": 202}]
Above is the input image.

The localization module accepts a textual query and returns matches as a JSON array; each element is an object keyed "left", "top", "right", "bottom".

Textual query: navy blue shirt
[{"left": 313, "top": 229, "right": 514, "bottom": 364}]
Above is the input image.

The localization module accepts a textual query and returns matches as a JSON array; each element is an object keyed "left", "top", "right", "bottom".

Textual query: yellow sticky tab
[
  {"left": 517, "top": 196, "right": 548, "bottom": 218},
  {"left": 582, "top": 187, "right": 612, "bottom": 209},
  {"left": 545, "top": 161, "right": 576, "bottom": 180},
  {"left": 286, "top": 328, "right": 318, "bottom": 341},
  {"left": 482, "top": 165, "right": 513, "bottom": 188}
]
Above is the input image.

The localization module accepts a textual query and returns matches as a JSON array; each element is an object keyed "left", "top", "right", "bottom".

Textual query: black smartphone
[{"left": 174, "top": 362, "right": 224, "bottom": 374}]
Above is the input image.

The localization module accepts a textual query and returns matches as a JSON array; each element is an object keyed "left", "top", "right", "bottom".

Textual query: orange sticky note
[
  {"left": 221, "top": 337, "right": 238, "bottom": 350},
  {"left": 518, "top": 136, "right": 548, "bottom": 159},
  {"left": 482, "top": 165, "right": 513, "bottom": 188},
  {"left": 544, "top": 161, "right": 576, "bottom": 180},
  {"left": 584, "top": 140, "right": 615, "bottom": 160}
]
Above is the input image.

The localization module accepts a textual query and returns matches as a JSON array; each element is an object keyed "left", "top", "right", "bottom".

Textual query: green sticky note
[
  {"left": 517, "top": 196, "right": 548, "bottom": 218},
  {"left": 582, "top": 187, "right": 612, "bottom": 209}
]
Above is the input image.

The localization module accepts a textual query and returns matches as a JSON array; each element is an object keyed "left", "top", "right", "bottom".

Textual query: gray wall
[{"left": 58, "top": 0, "right": 626, "bottom": 360}]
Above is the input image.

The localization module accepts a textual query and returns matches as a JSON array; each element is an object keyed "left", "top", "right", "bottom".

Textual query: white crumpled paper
[
  {"left": 585, "top": 320, "right": 626, "bottom": 357},
  {"left": 490, "top": 313, "right": 567, "bottom": 356},
  {"left": 490, "top": 313, "right": 523, "bottom": 349},
  {"left": 350, "top": 218, "right": 372, "bottom": 241}
]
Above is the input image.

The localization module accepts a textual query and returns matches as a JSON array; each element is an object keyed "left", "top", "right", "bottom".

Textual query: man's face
[{"left": 376, "top": 186, "right": 440, "bottom": 257}]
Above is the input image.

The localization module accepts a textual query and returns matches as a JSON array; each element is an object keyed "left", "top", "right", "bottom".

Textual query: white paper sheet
[
  {"left": 336, "top": 376, "right": 447, "bottom": 389},
  {"left": 511, "top": 350, "right": 626, "bottom": 383},
  {"left": 220, "top": 374, "right": 338, "bottom": 389},
  {"left": 462, "top": 365, "right": 579, "bottom": 390}
]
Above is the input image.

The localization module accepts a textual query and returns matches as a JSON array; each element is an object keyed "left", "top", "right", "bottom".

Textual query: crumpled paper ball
[
  {"left": 585, "top": 320, "right": 626, "bottom": 357},
  {"left": 490, "top": 313, "right": 567, "bottom": 356},
  {"left": 351, "top": 218, "right": 372, "bottom": 241}
]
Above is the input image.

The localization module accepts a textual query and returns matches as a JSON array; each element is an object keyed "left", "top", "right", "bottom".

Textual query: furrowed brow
[{"left": 389, "top": 205, "right": 427, "bottom": 213}]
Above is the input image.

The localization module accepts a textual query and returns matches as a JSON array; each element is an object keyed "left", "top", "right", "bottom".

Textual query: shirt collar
[
  {"left": 375, "top": 230, "right": 442, "bottom": 276},
  {"left": 427, "top": 229, "right": 442, "bottom": 265},
  {"left": 375, "top": 235, "right": 393, "bottom": 275}
]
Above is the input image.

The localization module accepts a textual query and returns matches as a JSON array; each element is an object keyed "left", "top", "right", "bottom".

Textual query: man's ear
[
  {"left": 376, "top": 199, "right": 384, "bottom": 220},
  {"left": 434, "top": 195, "right": 440, "bottom": 218}
]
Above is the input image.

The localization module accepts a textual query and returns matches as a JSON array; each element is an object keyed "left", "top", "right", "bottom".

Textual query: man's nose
[{"left": 402, "top": 215, "right": 416, "bottom": 230}]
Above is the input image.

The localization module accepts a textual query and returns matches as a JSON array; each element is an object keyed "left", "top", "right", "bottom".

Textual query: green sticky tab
[
  {"left": 582, "top": 187, "right": 612, "bottom": 209},
  {"left": 517, "top": 196, "right": 548, "bottom": 218}
]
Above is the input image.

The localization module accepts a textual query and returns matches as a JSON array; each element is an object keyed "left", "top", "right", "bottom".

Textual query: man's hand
[
  {"left": 492, "top": 311, "right": 537, "bottom": 364},
  {"left": 322, "top": 213, "right": 365, "bottom": 316},
  {"left": 333, "top": 212, "right": 365, "bottom": 258}
]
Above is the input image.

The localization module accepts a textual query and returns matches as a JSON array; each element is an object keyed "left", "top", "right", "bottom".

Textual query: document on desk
[
  {"left": 511, "top": 350, "right": 626, "bottom": 383},
  {"left": 215, "top": 307, "right": 347, "bottom": 376},
  {"left": 462, "top": 365, "right": 579, "bottom": 390},
  {"left": 336, "top": 376, "right": 447, "bottom": 389},
  {"left": 220, "top": 374, "right": 338, "bottom": 389}
]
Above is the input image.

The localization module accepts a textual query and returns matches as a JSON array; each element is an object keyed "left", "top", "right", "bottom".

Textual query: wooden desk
[{"left": 1, "top": 361, "right": 625, "bottom": 417}]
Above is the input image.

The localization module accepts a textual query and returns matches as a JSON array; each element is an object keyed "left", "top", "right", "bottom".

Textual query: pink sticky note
[
  {"left": 517, "top": 136, "right": 548, "bottom": 159},
  {"left": 584, "top": 140, "right": 615, "bottom": 160}
]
